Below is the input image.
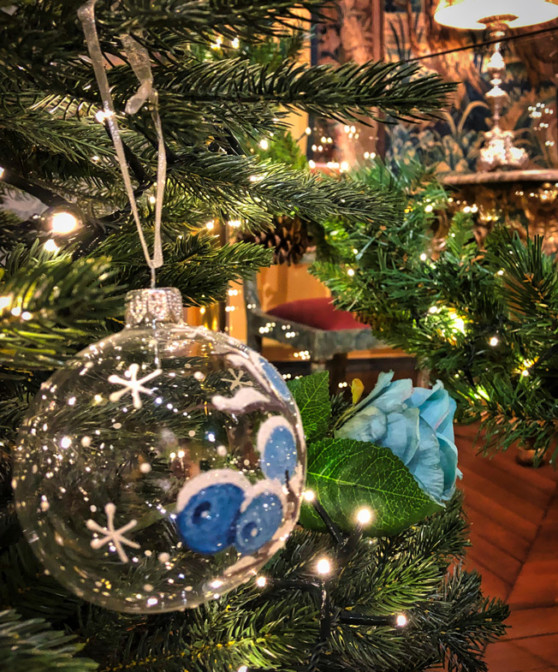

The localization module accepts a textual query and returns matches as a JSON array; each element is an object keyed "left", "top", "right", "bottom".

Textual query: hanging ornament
[{"left": 14, "top": 288, "right": 306, "bottom": 613}]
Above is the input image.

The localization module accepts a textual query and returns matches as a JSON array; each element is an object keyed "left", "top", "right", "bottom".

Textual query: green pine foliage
[
  {"left": 0, "top": 1, "right": 508, "bottom": 670},
  {"left": 312, "top": 161, "right": 558, "bottom": 464},
  {"left": 0, "top": 382, "right": 508, "bottom": 672}
]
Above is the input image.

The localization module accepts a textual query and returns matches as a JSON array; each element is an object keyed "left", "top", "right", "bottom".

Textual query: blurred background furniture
[{"left": 243, "top": 275, "right": 379, "bottom": 389}]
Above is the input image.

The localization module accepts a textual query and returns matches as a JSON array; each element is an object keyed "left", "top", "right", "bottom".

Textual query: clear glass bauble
[{"left": 14, "top": 288, "right": 306, "bottom": 613}]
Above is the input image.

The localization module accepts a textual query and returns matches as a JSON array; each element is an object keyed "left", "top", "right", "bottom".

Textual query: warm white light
[
  {"left": 347, "top": 268, "right": 355, "bottom": 277},
  {"left": 209, "top": 579, "right": 223, "bottom": 589},
  {"left": 302, "top": 489, "right": 315, "bottom": 502},
  {"left": 255, "top": 576, "right": 267, "bottom": 588},
  {"left": 0, "top": 166, "right": 4, "bottom": 179},
  {"left": 21, "top": 311, "right": 32, "bottom": 320},
  {"left": 44, "top": 239, "right": 59, "bottom": 252},
  {"left": 60, "top": 436, "right": 72, "bottom": 449},
  {"left": 448, "top": 310, "right": 466, "bottom": 334},
  {"left": 231, "top": 37, "right": 240, "bottom": 49},
  {"left": 356, "top": 507, "right": 374, "bottom": 526},
  {"left": 489, "top": 336, "right": 499, "bottom": 347},
  {"left": 148, "top": 195, "right": 156, "bottom": 204},
  {"left": 50, "top": 211, "right": 79, "bottom": 235},
  {"left": 434, "top": 0, "right": 558, "bottom": 31},
  {"left": 496, "top": 269, "right": 505, "bottom": 276},
  {"left": 396, "top": 613, "right": 408, "bottom": 627},
  {"left": 308, "top": 159, "right": 316, "bottom": 169},
  {"left": 228, "top": 220, "right": 241, "bottom": 228},
  {"left": 305, "top": 127, "right": 312, "bottom": 135},
  {"left": 420, "top": 253, "right": 428, "bottom": 261},
  {"left": 316, "top": 557, "right": 332, "bottom": 576},
  {"left": 428, "top": 306, "right": 439, "bottom": 314},
  {"left": 424, "top": 204, "right": 433, "bottom": 213},
  {"left": 206, "top": 220, "right": 215, "bottom": 230},
  {"left": 340, "top": 160, "right": 350, "bottom": 172},
  {"left": 11, "top": 306, "right": 21, "bottom": 317},
  {"left": 259, "top": 138, "right": 269, "bottom": 150},
  {"left": 237, "top": 666, "right": 248, "bottom": 672},
  {"left": 95, "top": 109, "right": 113, "bottom": 123},
  {"left": 0, "top": 296, "right": 11, "bottom": 311}
]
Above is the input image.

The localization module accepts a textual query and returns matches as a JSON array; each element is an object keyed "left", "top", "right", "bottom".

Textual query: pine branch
[
  {"left": 170, "top": 150, "right": 400, "bottom": 230},
  {"left": 0, "top": 609, "right": 97, "bottom": 671},
  {"left": 96, "top": 226, "right": 274, "bottom": 305},
  {"left": 0, "top": 242, "right": 123, "bottom": 369},
  {"left": 156, "top": 58, "right": 455, "bottom": 124},
  {"left": 113, "top": 0, "right": 322, "bottom": 43}
]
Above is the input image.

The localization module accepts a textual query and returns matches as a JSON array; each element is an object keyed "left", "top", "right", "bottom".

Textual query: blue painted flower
[
  {"left": 259, "top": 356, "right": 291, "bottom": 400},
  {"left": 257, "top": 416, "right": 298, "bottom": 484},
  {"left": 335, "top": 372, "right": 461, "bottom": 504},
  {"left": 176, "top": 482, "right": 244, "bottom": 554},
  {"left": 234, "top": 491, "right": 283, "bottom": 554}
]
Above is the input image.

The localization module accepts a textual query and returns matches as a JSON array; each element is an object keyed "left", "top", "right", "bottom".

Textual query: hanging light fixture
[{"left": 434, "top": 0, "right": 558, "bottom": 171}]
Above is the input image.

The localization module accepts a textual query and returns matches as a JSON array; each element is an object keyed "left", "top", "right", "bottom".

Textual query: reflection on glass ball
[{"left": 14, "top": 288, "right": 305, "bottom": 613}]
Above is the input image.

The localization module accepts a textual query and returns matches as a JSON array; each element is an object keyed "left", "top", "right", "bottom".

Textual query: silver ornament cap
[{"left": 125, "top": 287, "right": 183, "bottom": 327}]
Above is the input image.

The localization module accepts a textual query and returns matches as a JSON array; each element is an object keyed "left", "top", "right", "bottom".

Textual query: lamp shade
[{"left": 434, "top": 0, "right": 558, "bottom": 30}]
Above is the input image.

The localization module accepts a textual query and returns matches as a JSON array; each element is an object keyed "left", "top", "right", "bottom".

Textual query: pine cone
[{"left": 237, "top": 214, "right": 310, "bottom": 265}]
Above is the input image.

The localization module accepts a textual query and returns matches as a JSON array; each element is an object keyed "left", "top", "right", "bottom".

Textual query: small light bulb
[
  {"left": 237, "top": 666, "right": 248, "bottom": 672},
  {"left": 316, "top": 557, "right": 332, "bottom": 576},
  {"left": 340, "top": 160, "right": 349, "bottom": 172},
  {"left": 206, "top": 220, "right": 215, "bottom": 231},
  {"left": 305, "top": 127, "right": 312, "bottom": 135},
  {"left": 347, "top": 268, "right": 355, "bottom": 277},
  {"left": 50, "top": 211, "right": 79, "bottom": 235},
  {"left": 148, "top": 195, "right": 156, "bottom": 204},
  {"left": 396, "top": 613, "right": 408, "bottom": 627},
  {"left": 302, "top": 490, "right": 315, "bottom": 502},
  {"left": 420, "top": 253, "right": 428, "bottom": 261},
  {"left": 308, "top": 159, "right": 316, "bottom": 169},
  {"left": 95, "top": 109, "right": 113, "bottom": 123},
  {"left": 0, "top": 166, "right": 4, "bottom": 179},
  {"left": 521, "top": 369, "right": 530, "bottom": 377},
  {"left": 424, "top": 204, "right": 433, "bottom": 213},
  {"left": 428, "top": 306, "right": 439, "bottom": 314},
  {"left": 489, "top": 336, "right": 499, "bottom": 347},
  {"left": 255, "top": 576, "right": 267, "bottom": 588},
  {"left": 44, "top": 239, "right": 59, "bottom": 252},
  {"left": 259, "top": 138, "right": 269, "bottom": 150},
  {"left": 0, "top": 296, "right": 11, "bottom": 310},
  {"left": 355, "top": 506, "right": 373, "bottom": 526},
  {"left": 231, "top": 37, "right": 240, "bottom": 49}
]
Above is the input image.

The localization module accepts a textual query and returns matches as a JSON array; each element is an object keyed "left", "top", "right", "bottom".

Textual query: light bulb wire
[{"left": 78, "top": 0, "right": 165, "bottom": 288}]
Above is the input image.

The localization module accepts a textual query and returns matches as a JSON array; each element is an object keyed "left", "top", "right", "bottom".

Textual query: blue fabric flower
[{"left": 335, "top": 372, "right": 462, "bottom": 504}]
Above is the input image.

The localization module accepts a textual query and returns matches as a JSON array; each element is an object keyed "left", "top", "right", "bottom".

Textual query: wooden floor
[{"left": 456, "top": 425, "right": 558, "bottom": 671}]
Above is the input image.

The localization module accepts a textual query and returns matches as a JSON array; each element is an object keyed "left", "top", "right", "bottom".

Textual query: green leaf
[
  {"left": 299, "top": 437, "right": 443, "bottom": 535},
  {"left": 287, "top": 371, "right": 331, "bottom": 441}
]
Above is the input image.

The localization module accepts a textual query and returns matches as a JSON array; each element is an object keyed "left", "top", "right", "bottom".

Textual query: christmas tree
[
  {"left": 312, "top": 161, "right": 558, "bottom": 465},
  {"left": 0, "top": 2, "right": 507, "bottom": 670}
]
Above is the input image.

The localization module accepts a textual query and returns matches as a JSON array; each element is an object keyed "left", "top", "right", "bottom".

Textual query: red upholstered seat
[{"left": 267, "top": 297, "right": 368, "bottom": 331}]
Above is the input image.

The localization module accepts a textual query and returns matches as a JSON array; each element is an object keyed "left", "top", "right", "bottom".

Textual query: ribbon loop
[{"left": 78, "top": 0, "right": 166, "bottom": 285}]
